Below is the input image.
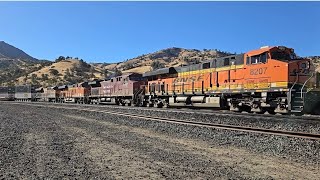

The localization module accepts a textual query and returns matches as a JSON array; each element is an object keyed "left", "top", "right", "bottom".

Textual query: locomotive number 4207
[{"left": 250, "top": 67, "right": 267, "bottom": 75}]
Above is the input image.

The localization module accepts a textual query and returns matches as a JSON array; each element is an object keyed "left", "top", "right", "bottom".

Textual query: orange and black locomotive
[{"left": 143, "top": 46, "right": 320, "bottom": 114}]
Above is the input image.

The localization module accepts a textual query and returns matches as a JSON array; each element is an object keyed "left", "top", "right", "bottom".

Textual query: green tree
[
  {"left": 23, "top": 74, "right": 28, "bottom": 83},
  {"left": 89, "top": 67, "right": 96, "bottom": 78},
  {"left": 114, "top": 68, "right": 122, "bottom": 76},
  {"left": 49, "top": 69, "right": 59, "bottom": 76},
  {"left": 151, "top": 60, "right": 165, "bottom": 70},
  {"left": 31, "top": 74, "right": 38, "bottom": 85},
  {"left": 55, "top": 56, "right": 66, "bottom": 62},
  {"left": 103, "top": 69, "right": 109, "bottom": 79},
  {"left": 41, "top": 74, "right": 49, "bottom": 81}
]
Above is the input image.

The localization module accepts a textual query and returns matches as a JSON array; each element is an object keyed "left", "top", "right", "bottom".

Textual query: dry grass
[{"left": 122, "top": 66, "right": 152, "bottom": 74}]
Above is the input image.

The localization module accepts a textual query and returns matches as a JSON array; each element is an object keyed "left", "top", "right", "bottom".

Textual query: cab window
[
  {"left": 223, "top": 58, "right": 230, "bottom": 66},
  {"left": 250, "top": 53, "right": 267, "bottom": 64},
  {"left": 260, "top": 53, "right": 267, "bottom": 63},
  {"left": 202, "top": 62, "right": 210, "bottom": 69}
]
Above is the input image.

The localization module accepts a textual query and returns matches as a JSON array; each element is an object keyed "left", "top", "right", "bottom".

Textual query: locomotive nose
[{"left": 288, "top": 59, "right": 312, "bottom": 77}]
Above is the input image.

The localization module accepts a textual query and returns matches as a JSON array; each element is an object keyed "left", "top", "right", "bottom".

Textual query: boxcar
[
  {"left": 15, "top": 85, "right": 40, "bottom": 101},
  {"left": 0, "top": 86, "right": 15, "bottom": 101}
]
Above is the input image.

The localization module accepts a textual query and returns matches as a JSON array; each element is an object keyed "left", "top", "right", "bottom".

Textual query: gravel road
[{"left": 0, "top": 102, "right": 319, "bottom": 179}]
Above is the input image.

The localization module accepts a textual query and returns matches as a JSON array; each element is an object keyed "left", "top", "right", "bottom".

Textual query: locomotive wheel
[
  {"left": 242, "top": 106, "right": 252, "bottom": 113},
  {"left": 148, "top": 103, "right": 154, "bottom": 107},
  {"left": 154, "top": 103, "right": 163, "bottom": 108},
  {"left": 267, "top": 108, "right": 276, "bottom": 115},
  {"left": 253, "top": 109, "right": 266, "bottom": 114}
]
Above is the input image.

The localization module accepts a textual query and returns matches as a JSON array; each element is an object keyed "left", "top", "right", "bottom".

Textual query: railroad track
[
  {"left": 4, "top": 101, "right": 320, "bottom": 140},
  {"left": 6, "top": 101, "right": 320, "bottom": 122}
]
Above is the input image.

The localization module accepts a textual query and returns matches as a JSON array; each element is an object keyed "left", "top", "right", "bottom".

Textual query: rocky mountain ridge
[{"left": 0, "top": 41, "right": 319, "bottom": 87}]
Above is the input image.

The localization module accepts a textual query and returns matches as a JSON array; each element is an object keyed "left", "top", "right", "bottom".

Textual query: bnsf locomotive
[{"left": 1, "top": 46, "right": 319, "bottom": 115}]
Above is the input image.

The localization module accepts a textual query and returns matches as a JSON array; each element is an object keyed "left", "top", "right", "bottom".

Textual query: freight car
[
  {"left": 143, "top": 46, "right": 320, "bottom": 114},
  {"left": 0, "top": 86, "right": 15, "bottom": 101},
  {"left": 15, "top": 85, "right": 41, "bottom": 101},
  {"left": 89, "top": 73, "right": 147, "bottom": 106}
]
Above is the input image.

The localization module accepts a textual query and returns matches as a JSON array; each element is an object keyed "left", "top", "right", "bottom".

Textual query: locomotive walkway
[{"left": 0, "top": 102, "right": 319, "bottom": 179}]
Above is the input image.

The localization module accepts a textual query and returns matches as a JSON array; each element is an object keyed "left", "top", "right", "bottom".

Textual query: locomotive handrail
[
  {"left": 288, "top": 73, "right": 299, "bottom": 110},
  {"left": 301, "top": 72, "right": 315, "bottom": 98}
]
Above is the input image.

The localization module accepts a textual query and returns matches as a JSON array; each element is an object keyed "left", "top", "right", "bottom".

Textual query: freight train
[{"left": 1, "top": 46, "right": 320, "bottom": 115}]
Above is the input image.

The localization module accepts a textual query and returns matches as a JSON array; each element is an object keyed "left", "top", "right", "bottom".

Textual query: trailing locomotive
[
  {"left": 89, "top": 73, "right": 146, "bottom": 106},
  {"left": 3, "top": 46, "right": 320, "bottom": 115}
]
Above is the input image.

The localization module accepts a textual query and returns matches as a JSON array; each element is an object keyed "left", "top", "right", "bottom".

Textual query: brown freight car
[{"left": 89, "top": 73, "right": 146, "bottom": 106}]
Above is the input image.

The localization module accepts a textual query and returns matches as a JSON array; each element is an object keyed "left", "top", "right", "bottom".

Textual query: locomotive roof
[
  {"left": 88, "top": 80, "right": 101, "bottom": 85},
  {"left": 35, "top": 87, "right": 43, "bottom": 92},
  {"left": 143, "top": 54, "right": 247, "bottom": 77},
  {"left": 58, "top": 85, "right": 68, "bottom": 90},
  {"left": 143, "top": 67, "right": 179, "bottom": 77},
  {"left": 105, "top": 72, "right": 141, "bottom": 80},
  {"left": 246, "top": 46, "right": 274, "bottom": 56}
]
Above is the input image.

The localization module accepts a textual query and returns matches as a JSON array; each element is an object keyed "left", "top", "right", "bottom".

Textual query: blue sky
[{"left": 0, "top": 2, "right": 319, "bottom": 63}]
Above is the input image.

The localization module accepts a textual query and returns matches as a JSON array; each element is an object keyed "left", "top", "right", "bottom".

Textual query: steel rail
[
  {"left": 5, "top": 102, "right": 320, "bottom": 141},
  {"left": 7, "top": 101, "right": 320, "bottom": 122}
]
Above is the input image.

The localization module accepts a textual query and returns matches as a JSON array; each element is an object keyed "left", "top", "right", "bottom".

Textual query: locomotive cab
[{"left": 242, "top": 46, "right": 319, "bottom": 114}]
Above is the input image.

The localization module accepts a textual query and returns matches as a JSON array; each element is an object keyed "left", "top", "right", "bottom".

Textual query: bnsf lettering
[
  {"left": 250, "top": 67, "right": 267, "bottom": 76},
  {"left": 173, "top": 76, "right": 203, "bottom": 83}
]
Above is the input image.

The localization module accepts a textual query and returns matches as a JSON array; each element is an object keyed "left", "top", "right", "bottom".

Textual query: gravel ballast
[
  {"left": 22, "top": 101, "right": 320, "bottom": 134},
  {"left": 0, "top": 102, "right": 319, "bottom": 179}
]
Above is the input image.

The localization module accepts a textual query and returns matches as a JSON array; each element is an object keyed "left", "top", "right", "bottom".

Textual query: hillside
[
  {"left": 309, "top": 56, "right": 320, "bottom": 71},
  {"left": 17, "top": 58, "right": 113, "bottom": 87},
  {"left": 0, "top": 41, "right": 52, "bottom": 86},
  {"left": 1, "top": 41, "right": 319, "bottom": 87},
  {"left": 13, "top": 47, "right": 232, "bottom": 86},
  {"left": 102, "top": 47, "right": 232, "bottom": 74},
  {"left": 0, "top": 41, "right": 36, "bottom": 61}
]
